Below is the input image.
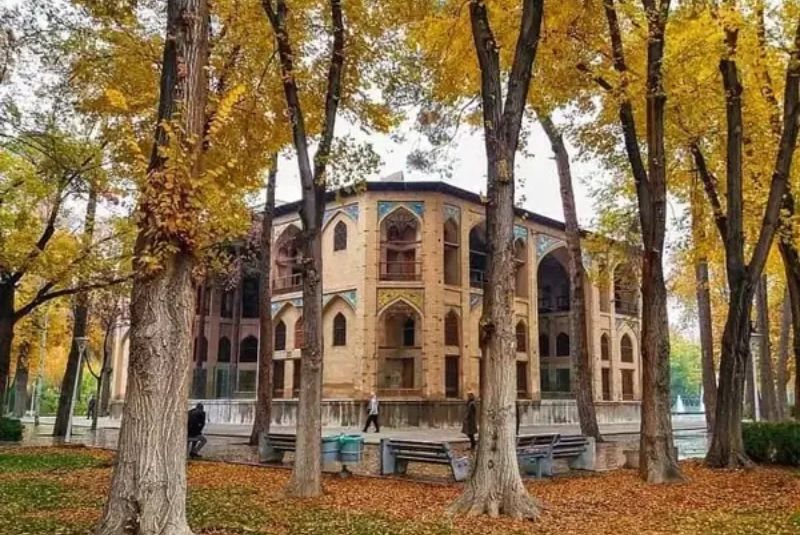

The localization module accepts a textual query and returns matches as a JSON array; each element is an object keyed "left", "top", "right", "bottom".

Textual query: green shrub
[
  {"left": 0, "top": 418, "right": 23, "bottom": 442},
  {"left": 743, "top": 421, "right": 800, "bottom": 466}
]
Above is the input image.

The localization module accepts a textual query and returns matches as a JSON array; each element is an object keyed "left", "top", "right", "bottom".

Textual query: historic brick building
[{"left": 110, "top": 179, "right": 643, "bottom": 426}]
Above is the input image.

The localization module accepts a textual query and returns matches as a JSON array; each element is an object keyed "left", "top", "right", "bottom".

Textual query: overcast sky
[{"left": 272, "top": 119, "right": 600, "bottom": 228}]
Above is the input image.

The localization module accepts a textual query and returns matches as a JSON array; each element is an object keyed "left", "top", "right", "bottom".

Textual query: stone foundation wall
[{"left": 176, "top": 398, "right": 642, "bottom": 428}]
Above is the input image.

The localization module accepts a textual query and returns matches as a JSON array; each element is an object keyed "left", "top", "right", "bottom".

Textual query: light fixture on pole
[
  {"left": 749, "top": 323, "right": 761, "bottom": 423},
  {"left": 65, "top": 337, "right": 88, "bottom": 443}
]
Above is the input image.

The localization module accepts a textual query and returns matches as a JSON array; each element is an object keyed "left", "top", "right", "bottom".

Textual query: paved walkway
[{"left": 23, "top": 414, "right": 707, "bottom": 444}]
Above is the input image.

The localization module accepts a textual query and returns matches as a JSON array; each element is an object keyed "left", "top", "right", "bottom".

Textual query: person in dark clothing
[
  {"left": 187, "top": 403, "right": 207, "bottom": 458},
  {"left": 87, "top": 396, "right": 96, "bottom": 420},
  {"left": 462, "top": 393, "right": 478, "bottom": 450}
]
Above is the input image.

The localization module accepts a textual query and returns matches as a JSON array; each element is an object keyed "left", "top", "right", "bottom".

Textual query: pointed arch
[
  {"left": 332, "top": 312, "right": 347, "bottom": 346},
  {"left": 515, "top": 320, "right": 528, "bottom": 352},
  {"left": 239, "top": 336, "right": 258, "bottom": 363},
  {"left": 620, "top": 332, "right": 635, "bottom": 363},
  {"left": 444, "top": 309, "right": 460, "bottom": 346},
  {"left": 333, "top": 220, "right": 348, "bottom": 251},
  {"left": 556, "top": 332, "right": 570, "bottom": 356},
  {"left": 274, "top": 320, "right": 287, "bottom": 351},
  {"left": 380, "top": 206, "right": 421, "bottom": 281}
]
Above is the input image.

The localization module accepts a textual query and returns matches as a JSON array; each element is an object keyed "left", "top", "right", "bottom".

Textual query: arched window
[
  {"left": 217, "top": 337, "right": 231, "bottom": 363},
  {"left": 294, "top": 316, "right": 304, "bottom": 349},
  {"left": 514, "top": 238, "right": 528, "bottom": 297},
  {"left": 443, "top": 218, "right": 460, "bottom": 285},
  {"left": 381, "top": 208, "right": 420, "bottom": 281},
  {"left": 333, "top": 313, "right": 347, "bottom": 346},
  {"left": 539, "top": 334, "right": 550, "bottom": 357},
  {"left": 240, "top": 336, "right": 258, "bottom": 363},
  {"left": 444, "top": 310, "right": 459, "bottom": 346},
  {"left": 515, "top": 321, "right": 527, "bottom": 352},
  {"left": 621, "top": 334, "right": 634, "bottom": 362},
  {"left": 333, "top": 221, "right": 347, "bottom": 251},
  {"left": 274, "top": 227, "right": 302, "bottom": 294},
  {"left": 274, "top": 320, "right": 286, "bottom": 351},
  {"left": 600, "top": 333, "right": 610, "bottom": 361},
  {"left": 469, "top": 224, "right": 487, "bottom": 289},
  {"left": 403, "top": 317, "right": 415, "bottom": 347},
  {"left": 556, "top": 333, "right": 570, "bottom": 356}
]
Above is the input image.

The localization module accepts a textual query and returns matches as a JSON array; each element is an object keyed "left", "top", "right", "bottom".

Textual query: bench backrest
[
  {"left": 266, "top": 433, "right": 297, "bottom": 450},
  {"left": 517, "top": 433, "right": 559, "bottom": 450},
  {"left": 385, "top": 440, "right": 453, "bottom": 460},
  {"left": 553, "top": 434, "right": 589, "bottom": 455}
]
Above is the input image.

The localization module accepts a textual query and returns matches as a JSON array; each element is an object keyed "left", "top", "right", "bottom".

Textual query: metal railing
[
  {"left": 538, "top": 296, "right": 570, "bottom": 313},
  {"left": 615, "top": 300, "right": 639, "bottom": 316},
  {"left": 469, "top": 269, "right": 486, "bottom": 289}
]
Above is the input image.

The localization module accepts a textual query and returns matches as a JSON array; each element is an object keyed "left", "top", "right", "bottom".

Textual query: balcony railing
[
  {"left": 380, "top": 261, "right": 421, "bottom": 281},
  {"left": 538, "top": 296, "right": 570, "bottom": 313},
  {"left": 273, "top": 273, "right": 302, "bottom": 295},
  {"left": 615, "top": 300, "right": 639, "bottom": 316}
]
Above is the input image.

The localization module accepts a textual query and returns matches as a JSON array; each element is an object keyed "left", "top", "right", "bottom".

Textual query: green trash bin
[
  {"left": 338, "top": 434, "right": 364, "bottom": 464},
  {"left": 321, "top": 434, "right": 342, "bottom": 464}
]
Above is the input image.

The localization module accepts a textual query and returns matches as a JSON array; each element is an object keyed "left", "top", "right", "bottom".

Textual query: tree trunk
[
  {"left": 12, "top": 341, "right": 31, "bottom": 418},
  {"left": 100, "top": 324, "right": 114, "bottom": 417},
  {"left": 448, "top": 0, "right": 543, "bottom": 518},
  {"left": 706, "top": 280, "right": 755, "bottom": 467},
  {"left": 261, "top": 0, "right": 344, "bottom": 499},
  {"left": 250, "top": 157, "right": 276, "bottom": 446},
  {"left": 539, "top": 113, "right": 600, "bottom": 441},
  {"left": 695, "top": 257, "right": 717, "bottom": 429},
  {"left": 637, "top": 0, "right": 682, "bottom": 484},
  {"left": 780, "top": 240, "right": 800, "bottom": 418},
  {"left": 776, "top": 288, "right": 790, "bottom": 419},
  {"left": 95, "top": 1, "right": 209, "bottom": 533},
  {"left": 95, "top": 254, "right": 195, "bottom": 535},
  {"left": 756, "top": 275, "right": 778, "bottom": 420},
  {"left": 54, "top": 184, "right": 97, "bottom": 437},
  {"left": 0, "top": 282, "right": 14, "bottom": 413},
  {"left": 744, "top": 340, "right": 756, "bottom": 419}
]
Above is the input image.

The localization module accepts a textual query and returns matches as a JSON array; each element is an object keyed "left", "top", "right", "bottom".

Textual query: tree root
[
  {"left": 706, "top": 450, "right": 754, "bottom": 470},
  {"left": 447, "top": 485, "right": 540, "bottom": 520}
]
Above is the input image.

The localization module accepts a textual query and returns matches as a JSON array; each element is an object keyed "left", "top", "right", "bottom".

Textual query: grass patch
[{"left": 0, "top": 451, "right": 104, "bottom": 473}]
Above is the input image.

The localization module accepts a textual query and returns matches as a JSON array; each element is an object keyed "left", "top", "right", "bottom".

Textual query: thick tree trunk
[
  {"left": 638, "top": 0, "right": 681, "bottom": 484},
  {"left": 12, "top": 341, "right": 31, "bottom": 418},
  {"left": 775, "top": 289, "right": 790, "bottom": 419},
  {"left": 706, "top": 281, "right": 755, "bottom": 467},
  {"left": 695, "top": 257, "right": 717, "bottom": 429},
  {"left": 756, "top": 275, "right": 778, "bottom": 420},
  {"left": 539, "top": 113, "right": 600, "bottom": 440},
  {"left": 95, "top": 1, "right": 208, "bottom": 533},
  {"left": 0, "top": 282, "right": 14, "bottom": 413},
  {"left": 95, "top": 254, "right": 195, "bottom": 535},
  {"left": 54, "top": 184, "right": 97, "bottom": 437},
  {"left": 250, "top": 159, "right": 276, "bottom": 446},
  {"left": 449, "top": 0, "right": 543, "bottom": 518},
  {"left": 744, "top": 343, "right": 756, "bottom": 419}
]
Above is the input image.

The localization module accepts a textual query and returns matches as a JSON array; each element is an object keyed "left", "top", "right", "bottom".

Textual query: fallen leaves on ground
[{"left": 1, "top": 446, "right": 799, "bottom": 535}]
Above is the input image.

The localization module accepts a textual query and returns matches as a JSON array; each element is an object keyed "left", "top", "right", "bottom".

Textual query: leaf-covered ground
[{"left": 1, "top": 446, "right": 799, "bottom": 535}]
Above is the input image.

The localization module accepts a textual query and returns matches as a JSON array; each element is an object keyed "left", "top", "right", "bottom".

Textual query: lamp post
[
  {"left": 65, "top": 337, "right": 88, "bottom": 443},
  {"left": 749, "top": 325, "right": 762, "bottom": 422}
]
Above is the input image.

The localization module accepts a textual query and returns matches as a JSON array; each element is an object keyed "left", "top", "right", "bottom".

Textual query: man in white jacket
[{"left": 363, "top": 392, "right": 380, "bottom": 432}]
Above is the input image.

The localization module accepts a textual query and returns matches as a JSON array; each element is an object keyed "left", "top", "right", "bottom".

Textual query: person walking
[
  {"left": 187, "top": 403, "right": 208, "bottom": 458},
  {"left": 363, "top": 392, "right": 380, "bottom": 433},
  {"left": 462, "top": 392, "right": 478, "bottom": 450},
  {"left": 86, "top": 396, "right": 96, "bottom": 420}
]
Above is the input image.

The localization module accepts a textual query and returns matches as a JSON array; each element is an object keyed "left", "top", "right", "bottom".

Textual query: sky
[{"left": 271, "top": 119, "right": 600, "bottom": 228}]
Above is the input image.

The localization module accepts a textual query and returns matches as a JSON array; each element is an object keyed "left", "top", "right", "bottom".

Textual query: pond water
[{"left": 674, "top": 429, "right": 710, "bottom": 460}]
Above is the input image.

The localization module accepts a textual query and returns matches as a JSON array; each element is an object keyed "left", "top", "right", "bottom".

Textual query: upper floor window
[
  {"left": 333, "top": 313, "right": 347, "bottom": 346},
  {"left": 240, "top": 336, "right": 258, "bottom": 363},
  {"left": 556, "top": 332, "right": 570, "bottom": 356},
  {"left": 600, "top": 333, "right": 610, "bottom": 361},
  {"left": 217, "top": 337, "right": 231, "bottom": 363},
  {"left": 444, "top": 310, "right": 459, "bottom": 346},
  {"left": 275, "top": 320, "right": 287, "bottom": 351},
  {"left": 614, "top": 263, "right": 639, "bottom": 316},
  {"left": 380, "top": 208, "right": 421, "bottom": 281},
  {"left": 514, "top": 238, "right": 528, "bottom": 297},
  {"left": 274, "top": 227, "right": 303, "bottom": 294},
  {"left": 469, "top": 224, "right": 487, "bottom": 289},
  {"left": 443, "top": 218, "right": 460, "bottom": 285},
  {"left": 515, "top": 321, "right": 527, "bottom": 352},
  {"left": 403, "top": 317, "right": 416, "bottom": 347},
  {"left": 539, "top": 334, "right": 550, "bottom": 357},
  {"left": 241, "top": 276, "right": 259, "bottom": 318},
  {"left": 621, "top": 334, "right": 634, "bottom": 363},
  {"left": 333, "top": 221, "right": 347, "bottom": 251},
  {"left": 221, "top": 288, "right": 234, "bottom": 318}
]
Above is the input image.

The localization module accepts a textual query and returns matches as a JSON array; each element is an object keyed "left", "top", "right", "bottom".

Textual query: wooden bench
[
  {"left": 380, "top": 439, "right": 469, "bottom": 482},
  {"left": 516, "top": 433, "right": 559, "bottom": 478},
  {"left": 259, "top": 433, "right": 297, "bottom": 463},
  {"left": 547, "top": 434, "right": 595, "bottom": 475}
]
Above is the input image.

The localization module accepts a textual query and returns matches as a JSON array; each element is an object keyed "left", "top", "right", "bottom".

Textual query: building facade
[{"left": 110, "top": 180, "right": 643, "bottom": 426}]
